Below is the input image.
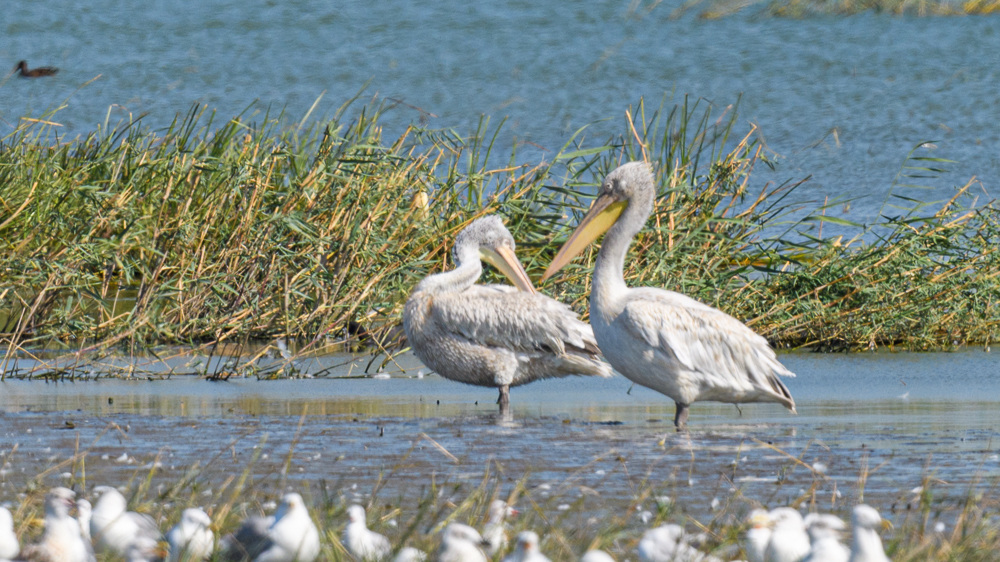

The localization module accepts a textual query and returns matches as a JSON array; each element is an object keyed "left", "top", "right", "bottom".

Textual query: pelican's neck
[
  {"left": 415, "top": 243, "right": 482, "bottom": 295},
  {"left": 592, "top": 190, "right": 653, "bottom": 322}
]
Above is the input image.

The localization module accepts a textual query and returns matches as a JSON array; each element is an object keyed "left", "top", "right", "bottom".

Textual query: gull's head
[
  {"left": 488, "top": 500, "right": 518, "bottom": 523},
  {"left": 804, "top": 512, "right": 846, "bottom": 541},
  {"left": 274, "top": 493, "right": 306, "bottom": 521},
  {"left": 45, "top": 487, "right": 77, "bottom": 518},
  {"left": 76, "top": 498, "right": 92, "bottom": 521},
  {"left": 182, "top": 508, "right": 212, "bottom": 530},
  {"left": 748, "top": 508, "right": 771, "bottom": 529},
  {"left": 442, "top": 522, "right": 487, "bottom": 547},
  {"left": 346, "top": 504, "right": 367, "bottom": 524},
  {"left": 768, "top": 507, "right": 805, "bottom": 531},
  {"left": 0, "top": 506, "right": 13, "bottom": 529},
  {"left": 454, "top": 215, "right": 535, "bottom": 293},
  {"left": 541, "top": 161, "right": 654, "bottom": 283},
  {"left": 514, "top": 531, "right": 540, "bottom": 553},
  {"left": 852, "top": 504, "right": 890, "bottom": 531},
  {"left": 93, "top": 486, "right": 127, "bottom": 516}
]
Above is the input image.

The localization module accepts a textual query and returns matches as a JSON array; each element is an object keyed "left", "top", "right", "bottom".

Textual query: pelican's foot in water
[{"left": 673, "top": 402, "right": 689, "bottom": 431}]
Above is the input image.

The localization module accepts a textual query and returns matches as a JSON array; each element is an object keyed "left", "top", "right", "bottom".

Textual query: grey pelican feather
[
  {"left": 542, "top": 162, "right": 795, "bottom": 429},
  {"left": 403, "top": 215, "right": 611, "bottom": 411}
]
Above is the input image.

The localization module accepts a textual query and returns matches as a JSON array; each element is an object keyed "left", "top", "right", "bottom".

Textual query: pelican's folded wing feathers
[{"left": 432, "top": 285, "right": 599, "bottom": 358}]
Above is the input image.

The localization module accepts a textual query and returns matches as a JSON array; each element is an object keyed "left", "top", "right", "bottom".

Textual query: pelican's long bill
[
  {"left": 481, "top": 246, "right": 537, "bottom": 294},
  {"left": 541, "top": 193, "right": 627, "bottom": 282}
]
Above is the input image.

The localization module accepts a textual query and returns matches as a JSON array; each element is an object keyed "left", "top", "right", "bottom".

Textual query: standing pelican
[
  {"left": 542, "top": 162, "right": 795, "bottom": 429},
  {"left": 403, "top": 215, "right": 612, "bottom": 410}
]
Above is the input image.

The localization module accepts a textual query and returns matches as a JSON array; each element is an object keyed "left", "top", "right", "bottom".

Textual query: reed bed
[
  {"left": 674, "top": 0, "right": 1000, "bottom": 19},
  {"left": 1, "top": 96, "right": 999, "bottom": 378}
]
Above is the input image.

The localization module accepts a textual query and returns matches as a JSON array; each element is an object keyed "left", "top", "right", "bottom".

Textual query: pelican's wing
[
  {"left": 431, "top": 285, "right": 599, "bottom": 356},
  {"left": 621, "top": 288, "right": 794, "bottom": 392}
]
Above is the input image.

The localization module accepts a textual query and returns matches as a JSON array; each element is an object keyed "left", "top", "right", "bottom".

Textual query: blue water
[{"left": 3, "top": 1, "right": 999, "bottom": 224}]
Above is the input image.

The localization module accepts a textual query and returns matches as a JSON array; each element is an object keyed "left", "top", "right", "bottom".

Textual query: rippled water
[
  {"left": 4, "top": 1, "right": 999, "bottom": 224},
  {"left": 2, "top": 350, "right": 998, "bottom": 522}
]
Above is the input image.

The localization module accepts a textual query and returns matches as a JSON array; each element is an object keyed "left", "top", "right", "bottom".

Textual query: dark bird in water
[{"left": 15, "top": 61, "right": 59, "bottom": 77}]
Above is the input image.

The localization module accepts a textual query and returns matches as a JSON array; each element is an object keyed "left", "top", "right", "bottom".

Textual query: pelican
[
  {"left": 403, "top": 215, "right": 612, "bottom": 410},
  {"left": 542, "top": 162, "right": 796, "bottom": 429}
]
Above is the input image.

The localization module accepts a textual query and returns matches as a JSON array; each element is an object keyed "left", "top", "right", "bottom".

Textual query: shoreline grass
[
  {"left": 1, "top": 432, "right": 999, "bottom": 561},
  {"left": 1, "top": 95, "right": 999, "bottom": 378}
]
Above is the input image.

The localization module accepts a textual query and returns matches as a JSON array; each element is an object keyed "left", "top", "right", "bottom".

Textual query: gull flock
[{"left": 0, "top": 488, "right": 892, "bottom": 562}]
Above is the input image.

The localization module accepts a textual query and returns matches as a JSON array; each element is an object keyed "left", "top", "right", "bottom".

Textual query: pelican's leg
[
  {"left": 497, "top": 385, "right": 510, "bottom": 412},
  {"left": 673, "top": 402, "right": 689, "bottom": 431}
]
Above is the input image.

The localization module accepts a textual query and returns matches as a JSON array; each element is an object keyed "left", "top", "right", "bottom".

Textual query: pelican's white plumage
[
  {"left": 343, "top": 504, "right": 390, "bottom": 561},
  {"left": 542, "top": 162, "right": 795, "bottom": 428},
  {"left": 90, "top": 487, "right": 161, "bottom": 559},
  {"left": 501, "top": 531, "right": 550, "bottom": 562},
  {"left": 482, "top": 500, "right": 517, "bottom": 556},
  {"left": 0, "top": 506, "right": 19, "bottom": 561},
  {"left": 764, "top": 508, "right": 810, "bottom": 562},
  {"left": 438, "top": 523, "right": 488, "bottom": 562},
  {"left": 20, "top": 487, "right": 93, "bottom": 562},
  {"left": 221, "top": 493, "right": 319, "bottom": 562},
  {"left": 803, "top": 513, "right": 849, "bottom": 562},
  {"left": 637, "top": 524, "right": 720, "bottom": 562},
  {"left": 404, "top": 215, "right": 611, "bottom": 410},
  {"left": 848, "top": 505, "right": 889, "bottom": 562},
  {"left": 167, "top": 508, "right": 214, "bottom": 562}
]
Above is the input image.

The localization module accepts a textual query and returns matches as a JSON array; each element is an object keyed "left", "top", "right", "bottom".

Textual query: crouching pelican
[
  {"left": 403, "top": 215, "right": 612, "bottom": 411},
  {"left": 541, "top": 162, "right": 795, "bottom": 429}
]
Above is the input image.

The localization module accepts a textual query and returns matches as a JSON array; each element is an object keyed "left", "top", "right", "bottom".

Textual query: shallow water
[
  {"left": 3, "top": 2, "right": 998, "bottom": 226},
  {"left": 1, "top": 350, "right": 998, "bottom": 523}
]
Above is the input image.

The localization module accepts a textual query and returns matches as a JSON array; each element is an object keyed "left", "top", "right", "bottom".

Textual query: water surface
[{"left": 2, "top": 350, "right": 998, "bottom": 523}]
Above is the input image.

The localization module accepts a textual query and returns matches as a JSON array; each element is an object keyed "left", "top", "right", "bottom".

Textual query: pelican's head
[
  {"left": 541, "top": 161, "right": 654, "bottom": 282},
  {"left": 454, "top": 216, "right": 535, "bottom": 294}
]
